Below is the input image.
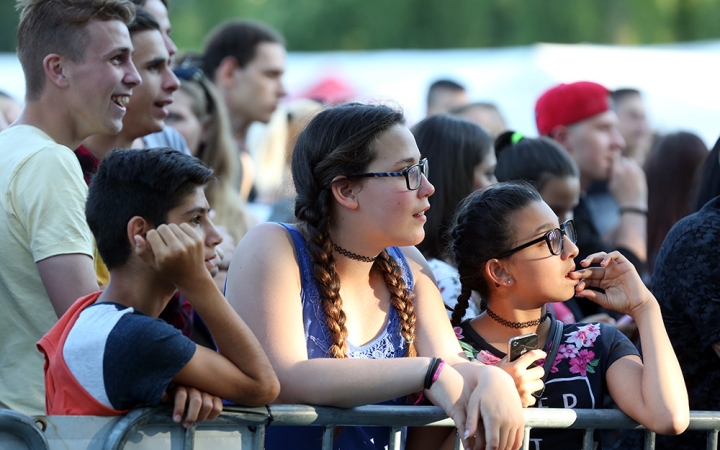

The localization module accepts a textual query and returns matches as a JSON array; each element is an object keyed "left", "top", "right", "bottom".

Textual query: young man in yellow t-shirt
[{"left": 0, "top": 0, "right": 140, "bottom": 415}]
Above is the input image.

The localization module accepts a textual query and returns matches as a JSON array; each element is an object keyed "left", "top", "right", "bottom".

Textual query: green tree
[
  {"left": 3, "top": 0, "right": 720, "bottom": 53},
  {"left": 0, "top": 1, "right": 18, "bottom": 53}
]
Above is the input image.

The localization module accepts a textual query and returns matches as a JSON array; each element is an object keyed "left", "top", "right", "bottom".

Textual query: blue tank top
[{"left": 265, "top": 223, "right": 413, "bottom": 449}]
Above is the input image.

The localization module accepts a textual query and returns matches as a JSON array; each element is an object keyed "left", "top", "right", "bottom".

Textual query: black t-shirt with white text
[{"left": 457, "top": 317, "right": 638, "bottom": 449}]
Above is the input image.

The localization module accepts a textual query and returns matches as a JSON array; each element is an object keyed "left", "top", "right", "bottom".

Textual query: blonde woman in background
[
  {"left": 256, "top": 99, "right": 323, "bottom": 223},
  {"left": 166, "top": 63, "right": 255, "bottom": 287},
  {"left": 249, "top": 100, "right": 324, "bottom": 202}
]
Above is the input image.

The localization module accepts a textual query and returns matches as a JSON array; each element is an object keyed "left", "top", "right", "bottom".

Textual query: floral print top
[{"left": 456, "top": 317, "right": 638, "bottom": 449}]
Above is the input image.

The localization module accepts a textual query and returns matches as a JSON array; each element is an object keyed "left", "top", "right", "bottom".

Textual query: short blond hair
[{"left": 16, "top": 0, "right": 136, "bottom": 101}]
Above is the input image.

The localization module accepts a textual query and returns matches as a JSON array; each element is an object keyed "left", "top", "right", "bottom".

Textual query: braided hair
[
  {"left": 292, "top": 103, "right": 417, "bottom": 358},
  {"left": 446, "top": 182, "right": 541, "bottom": 326}
]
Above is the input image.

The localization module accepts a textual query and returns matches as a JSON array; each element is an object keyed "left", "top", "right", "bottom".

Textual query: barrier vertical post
[
  {"left": 643, "top": 429, "right": 655, "bottom": 450},
  {"left": 707, "top": 429, "right": 718, "bottom": 450},
  {"left": 322, "top": 426, "right": 333, "bottom": 450},
  {"left": 388, "top": 426, "right": 402, "bottom": 449}
]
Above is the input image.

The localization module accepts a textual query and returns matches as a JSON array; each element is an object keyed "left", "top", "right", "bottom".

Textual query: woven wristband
[
  {"left": 430, "top": 359, "right": 445, "bottom": 386},
  {"left": 424, "top": 357, "right": 442, "bottom": 390},
  {"left": 414, "top": 358, "right": 446, "bottom": 405}
]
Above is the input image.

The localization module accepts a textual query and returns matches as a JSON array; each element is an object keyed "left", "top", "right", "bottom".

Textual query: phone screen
[{"left": 507, "top": 333, "right": 538, "bottom": 362}]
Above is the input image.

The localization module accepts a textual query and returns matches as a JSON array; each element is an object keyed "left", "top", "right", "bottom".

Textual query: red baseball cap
[{"left": 535, "top": 81, "right": 611, "bottom": 136}]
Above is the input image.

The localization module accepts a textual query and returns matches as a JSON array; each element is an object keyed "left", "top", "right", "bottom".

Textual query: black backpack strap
[{"left": 533, "top": 319, "right": 563, "bottom": 399}]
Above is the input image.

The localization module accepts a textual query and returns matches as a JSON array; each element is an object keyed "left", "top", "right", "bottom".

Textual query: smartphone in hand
[{"left": 508, "top": 333, "right": 538, "bottom": 362}]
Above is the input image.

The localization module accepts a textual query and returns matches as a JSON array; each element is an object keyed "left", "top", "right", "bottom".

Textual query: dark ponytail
[
  {"left": 447, "top": 182, "right": 541, "bottom": 325},
  {"left": 494, "top": 131, "right": 578, "bottom": 192}
]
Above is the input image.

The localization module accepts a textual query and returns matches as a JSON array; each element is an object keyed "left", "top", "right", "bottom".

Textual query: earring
[
  {"left": 507, "top": 279, "right": 513, "bottom": 285},
  {"left": 494, "top": 282, "right": 499, "bottom": 287}
]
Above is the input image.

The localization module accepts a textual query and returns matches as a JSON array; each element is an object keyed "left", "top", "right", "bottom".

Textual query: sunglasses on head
[{"left": 172, "top": 66, "right": 215, "bottom": 116}]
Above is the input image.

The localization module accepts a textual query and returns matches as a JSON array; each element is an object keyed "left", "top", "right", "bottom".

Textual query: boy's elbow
[
  {"left": 230, "top": 375, "right": 280, "bottom": 406},
  {"left": 257, "top": 375, "right": 281, "bottom": 404}
]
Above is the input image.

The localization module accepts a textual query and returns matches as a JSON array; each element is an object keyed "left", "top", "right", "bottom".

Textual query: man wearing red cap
[{"left": 535, "top": 81, "right": 648, "bottom": 317}]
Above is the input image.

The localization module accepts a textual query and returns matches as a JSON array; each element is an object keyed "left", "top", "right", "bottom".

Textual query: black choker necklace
[
  {"left": 333, "top": 243, "right": 377, "bottom": 263},
  {"left": 486, "top": 307, "right": 548, "bottom": 329}
]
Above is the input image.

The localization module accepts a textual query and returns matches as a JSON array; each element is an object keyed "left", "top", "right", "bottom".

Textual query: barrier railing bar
[
  {"left": 454, "top": 431, "right": 461, "bottom": 450},
  {"left": 90, "top": 406, "right": 720, "bottom": 450},
  {"left": 582, "top": 427, "right": 594, "bottom": 450},
  {"left": 0, "top": 409, "right": 49, "bottom": 450},
  {"left": 521, "top": 408, "right": 645, "bottom": 430},
  {"left": 260, "top": 405, "right": 452, "bottom": 427},
  {"left": 685, "top": 411, "right": 720, "bottom": 430},
  {"left": 5, "top": 404, "right": 720, "bottom": 450}
]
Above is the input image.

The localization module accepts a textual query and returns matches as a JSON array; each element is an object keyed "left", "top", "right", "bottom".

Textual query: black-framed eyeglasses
[
  {"left": 345, "top": 158, "right": 429, "bottom": 191},
  {"left": 494, "top": 219, "right": 577, "bottom": 259}
]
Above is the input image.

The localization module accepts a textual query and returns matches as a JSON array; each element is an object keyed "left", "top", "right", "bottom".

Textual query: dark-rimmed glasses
[
  {"left": 494, "top": 219, "right": 576, "bottom": 259},
  {"left": 345, "top": 158, "right": 429, "bottom": 191}
]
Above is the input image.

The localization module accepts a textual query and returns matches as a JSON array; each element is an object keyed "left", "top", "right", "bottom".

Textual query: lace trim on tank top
[{"left": 278, "top": 223, "right": 413, "bottom": 359}]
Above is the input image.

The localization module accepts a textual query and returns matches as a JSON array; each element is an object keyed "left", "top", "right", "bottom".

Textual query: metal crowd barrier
[
  {"left": 0, "top": 408, "right": 49, "bottom": 450},
  {"left": 102, "top": 405, "right": 720, "bottom": 450},
  {"left": 4, "top": 406, "right": 720, "bottom": 450}
]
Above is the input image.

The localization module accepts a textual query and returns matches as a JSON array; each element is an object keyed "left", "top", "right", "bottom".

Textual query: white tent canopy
[
  {"left": 2, "top": 40, "right": 719, "bottom": 145},
  {"left": 284, "top": 41, "right": 720, "bottom": 146}
]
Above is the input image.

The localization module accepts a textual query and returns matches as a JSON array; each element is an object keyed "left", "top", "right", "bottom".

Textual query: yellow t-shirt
[
  {"left": 94, "top": 242, "right": 110, "bottom": 286},
  {"left": 0, "top": 125, "right": 93, "bottom": 415}
]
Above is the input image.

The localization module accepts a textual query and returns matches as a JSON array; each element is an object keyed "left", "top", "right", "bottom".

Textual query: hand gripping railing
[
  {"left": 97, "top": 405, "right": 720, "bottom": 450},
  {"left": 0, "top": 409, "right": 49, "bottom": 450}
]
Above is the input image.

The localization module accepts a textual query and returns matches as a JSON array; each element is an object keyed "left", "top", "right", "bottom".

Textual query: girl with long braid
[
  {"left": 445, "top": 182, "right": 688, "bottom": 449},
  {"left": 226, "top": 103, "right": 524, "bottom": 450}
]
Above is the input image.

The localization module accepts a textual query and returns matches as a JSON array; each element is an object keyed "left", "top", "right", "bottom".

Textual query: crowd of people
[{"left": 0, "top": 0, "right": 717, "bottom": 449}]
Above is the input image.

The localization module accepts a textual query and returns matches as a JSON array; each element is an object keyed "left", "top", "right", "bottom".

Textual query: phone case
[{"left": 508, "top": 333, "right": 539, "bottom": 362}]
